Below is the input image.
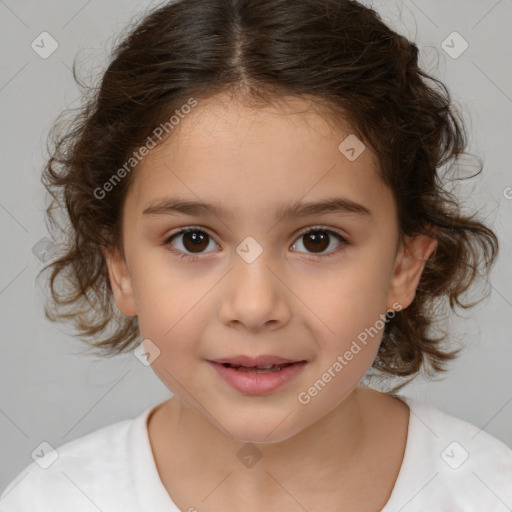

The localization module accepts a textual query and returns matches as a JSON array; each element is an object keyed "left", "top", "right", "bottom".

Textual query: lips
[{"left": 208, "top": 358, "right": 307, "bottom": 394}]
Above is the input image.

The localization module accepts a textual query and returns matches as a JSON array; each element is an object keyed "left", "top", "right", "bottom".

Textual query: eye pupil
[
  {"left": 304, "top": 231, "right": 329, "bottom": 253},
  {"left": 183, "top": 231, "right": 209, "bottom": 252}
]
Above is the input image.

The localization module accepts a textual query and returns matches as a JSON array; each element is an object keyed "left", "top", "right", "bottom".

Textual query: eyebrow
[{"left": 143, "top": 196, "right": 372, "bottom": 222}]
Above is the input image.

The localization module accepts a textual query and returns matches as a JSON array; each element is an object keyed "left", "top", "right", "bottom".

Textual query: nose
[{"left": 218, "top": 248, "right": 292, "bottom": 332}]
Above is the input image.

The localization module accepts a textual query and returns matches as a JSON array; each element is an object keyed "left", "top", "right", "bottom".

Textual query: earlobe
[
  {"left": 386, "top": 234, "right": 438, "bottom": 311},
  {"left": 101, "top": 245, "right": 137, "bottom": 317}
]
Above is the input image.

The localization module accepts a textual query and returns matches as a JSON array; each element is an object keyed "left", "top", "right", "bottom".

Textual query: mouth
[
  {"left": 207, "top": 357, "right": 307, "bottom": 394},
  {"left": 216, "top": 362, "right": 299, "bottom": 373},
  {"left": 209, "top": 354, "right": 306, "bottom": 367}
]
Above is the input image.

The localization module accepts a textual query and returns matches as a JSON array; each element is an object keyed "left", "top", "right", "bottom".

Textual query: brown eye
[
  {"left": 302, "top": 231, "right": 330, "bottom": 253},
  {"left": 181, "top": 230, "right": 209, "bottom": 252},
  {"left": 164, "top": 226, "right": 348, "bottom": 262},
  {"left": 291, "top": 228, "right": 347, "bottom": 257},
  {"left": 165, "top": 228, "right": 219, "bottom": 256}
]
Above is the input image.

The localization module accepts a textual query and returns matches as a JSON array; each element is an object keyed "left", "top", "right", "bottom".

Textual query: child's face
[{"left": 105, "top": 93, "right": 435, "bottom": 443}]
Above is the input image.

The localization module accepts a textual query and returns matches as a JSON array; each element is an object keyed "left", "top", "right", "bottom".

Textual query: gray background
[{"left": 1, "top": 0, "right": 511, "bottom": 495}]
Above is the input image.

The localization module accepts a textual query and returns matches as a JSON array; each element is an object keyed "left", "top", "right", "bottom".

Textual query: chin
[{"left": 221, "top": 411, "right": 306, "bottom": 445}]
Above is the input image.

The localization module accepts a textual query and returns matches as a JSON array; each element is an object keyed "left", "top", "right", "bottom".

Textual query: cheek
[
  {"left": 138, "top": 300, "right": 207, "bottom": 398},
  {"left": 301, "top": 255, "right": 393, "bottom": 382},
  {"left": 307, "top": 257, "right": 392, "bottom": 337},
  {"left": 129, "top": 247, "right": 212, "bottom": 334},
  {"left": 136, "top": 286, "right": 207, "bottom": 350},
  {"left": 130, "top": 255, "right": 216, "bottom": 378}
]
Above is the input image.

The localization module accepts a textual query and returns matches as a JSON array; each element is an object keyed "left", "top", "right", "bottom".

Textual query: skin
[{"left": 103, "top": 93, "right": 437, "bottom": 511}]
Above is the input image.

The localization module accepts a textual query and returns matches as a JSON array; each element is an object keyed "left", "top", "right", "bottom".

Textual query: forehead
[{"left": 124, "top": 94, "right": 394, "bottom": 222}]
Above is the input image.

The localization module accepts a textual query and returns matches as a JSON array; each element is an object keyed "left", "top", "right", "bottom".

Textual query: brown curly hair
[{"left": 40, "top": 0, "right": 498, "bottom": 392}]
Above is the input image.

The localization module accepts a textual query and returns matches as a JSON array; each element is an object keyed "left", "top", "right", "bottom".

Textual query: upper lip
[{"left": 208, "top": 355, "right": 306, "bottom": 367}]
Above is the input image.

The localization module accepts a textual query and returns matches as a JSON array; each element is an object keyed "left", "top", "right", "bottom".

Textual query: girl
[{"left": 2, "top": 0, "right": 511, "bottom": 510}]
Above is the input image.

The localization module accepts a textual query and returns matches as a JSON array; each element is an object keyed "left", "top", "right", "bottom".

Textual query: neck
[{"left": 152, "top": 386, "right": 376, "bottom": 505}]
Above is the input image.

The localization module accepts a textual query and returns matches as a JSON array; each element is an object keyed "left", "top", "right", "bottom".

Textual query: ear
[
  {"left": 386, "top": 233, "right": 437, "bottom": 311},
  {"left": 101, "top": 244, "right": 137, "bottom": 317}
]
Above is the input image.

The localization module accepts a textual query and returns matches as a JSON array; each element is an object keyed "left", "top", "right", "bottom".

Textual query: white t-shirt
[{"left": 1, "top": 396, "right": 511, "bottom": 511}]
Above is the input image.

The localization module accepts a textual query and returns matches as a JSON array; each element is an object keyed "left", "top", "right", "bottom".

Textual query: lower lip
[{"left": 208, "top": 361, "right": 307, "bottom": 395}]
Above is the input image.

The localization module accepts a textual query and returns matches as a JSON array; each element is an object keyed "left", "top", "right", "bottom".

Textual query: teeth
[
  {"left": 236, "top": 365, "right": 282, "bottom": 373},
  {"left": 221, "top": 362, "right": 295, "bottom": 373}
]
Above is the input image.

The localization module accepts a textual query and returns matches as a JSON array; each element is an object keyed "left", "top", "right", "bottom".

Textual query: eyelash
[{"left": 163, "top": 225, "right": 349, "bottom": 262}]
